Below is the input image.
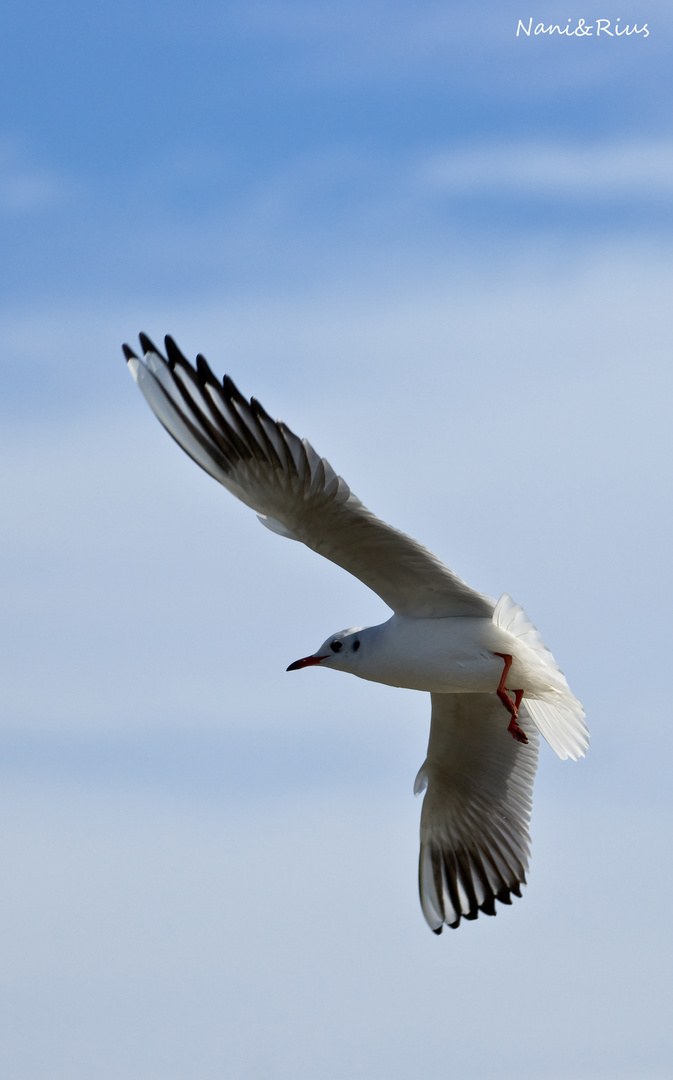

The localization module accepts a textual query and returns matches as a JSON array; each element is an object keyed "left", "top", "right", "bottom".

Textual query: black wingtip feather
[
  {"left": 165, "top": 335, "right": 189, "bottom": 369},
  {"left": 222, "top": 373, "right": 247, "bottom": 406},
  {"left": 195, "top": 353, "right": 218, "bottom": 386},
  {"left": 139, "top": 332, "right": 161, "bottom": 357},
  {"left": 122, "top": 343, "right": 137, "bottom": 361},
  {"left": 432, "top": 926, "right": 443, "bottom": 936},
  {"left": 250, "top": 396, "right": 273, "bottom": 422}
]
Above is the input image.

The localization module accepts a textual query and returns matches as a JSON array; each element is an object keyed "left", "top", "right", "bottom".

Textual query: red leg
[
  {"left": 507, "top": 690, "right": 527, "bottom": 745},
  {"left": 493, "top": 654, "right": 528, "bottom": 745}
]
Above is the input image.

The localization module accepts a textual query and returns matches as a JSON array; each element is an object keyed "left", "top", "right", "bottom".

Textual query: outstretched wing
[
  {"left": 416, "top": 692, "right": 539, "bottom": 931},
  {"left": 124, "top": 334, "right": 493, "bottom": 619}
]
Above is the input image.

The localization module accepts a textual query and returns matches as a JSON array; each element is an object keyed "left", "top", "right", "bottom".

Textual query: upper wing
[
  {"left": 124, "top": 334, "right": 493, "bottom": 619},
  {"left": 416, "top": 692, "right": 539, "bottom": 932}
]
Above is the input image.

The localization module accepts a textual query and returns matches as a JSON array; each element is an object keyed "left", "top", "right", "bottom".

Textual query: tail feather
[
  {"left": 494, "top": 593, "right": 589, "bottom": 761},
  {"left": 524, "top": 697, "right": 589, "bottom": 762}
]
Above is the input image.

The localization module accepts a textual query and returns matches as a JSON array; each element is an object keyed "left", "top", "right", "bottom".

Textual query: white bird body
[
  {"left": 124, "top": 332, "right": 589, "bottom": 933},
  {"left": 311, "top": 611, "right": 573, "bottom": 699}
]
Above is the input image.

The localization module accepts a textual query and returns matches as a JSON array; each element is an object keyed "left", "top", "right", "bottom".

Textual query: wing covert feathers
[
  {"left": 124, "top": 335, "right": 493, "bottom": 618},
  {"left": 418, "top": 693, "right": 539, "bottom": 932}
]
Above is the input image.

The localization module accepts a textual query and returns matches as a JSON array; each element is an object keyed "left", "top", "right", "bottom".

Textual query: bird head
[{"left": 287, "top": 628, "right": 365, "bottom": 673}]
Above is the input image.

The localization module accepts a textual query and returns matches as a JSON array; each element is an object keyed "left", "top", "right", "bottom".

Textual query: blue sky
[{"left": 1, "top": 3, "right": 672, "bottom": 1078}]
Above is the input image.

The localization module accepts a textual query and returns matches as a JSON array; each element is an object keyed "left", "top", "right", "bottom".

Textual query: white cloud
[
  {"left": 421, "top": 138, "right": 673, "bottom": 198},
  {"left": 0, "top": 173, "right": 58, "bottom": 213},
  {"left": 0, "top": 775, "right": 670, "bottom": 1079},
  {"left": 0, "top": 140, "right": 65, "bottom": 215}
]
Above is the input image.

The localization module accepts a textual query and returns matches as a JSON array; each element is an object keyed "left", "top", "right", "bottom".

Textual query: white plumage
[{"left": 124, "top": 332, "right": 588, "bottom": 932}]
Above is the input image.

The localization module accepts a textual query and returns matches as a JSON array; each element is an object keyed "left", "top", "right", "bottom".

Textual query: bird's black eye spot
[
  {"left": 330, "top": 640, "right": 343, "bottom": 653},
  {"left": 352, "top": 640, "right": 360, "bottom": 652}
]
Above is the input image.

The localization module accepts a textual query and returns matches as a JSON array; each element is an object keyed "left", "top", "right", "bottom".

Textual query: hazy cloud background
[{"left": 1, "top": 2, "right": 672, "bottom": 1077}]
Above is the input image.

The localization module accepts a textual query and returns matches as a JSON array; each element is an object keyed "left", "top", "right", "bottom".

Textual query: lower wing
[{"left": 415, "top": 692, "right": 539, "bottom": 932}]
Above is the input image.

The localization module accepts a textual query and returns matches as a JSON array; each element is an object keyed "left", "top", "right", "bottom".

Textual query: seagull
[{"left": 124, "top": 333, "right": 589, "bottom": 933}]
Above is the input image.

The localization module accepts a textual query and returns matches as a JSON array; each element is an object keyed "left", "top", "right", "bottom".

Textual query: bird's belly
[
  {"left": 359, "top": 650, "right": 505, "bottom": 694},
  {"left": 355, "top": 615, "right": 547, "bottom": 696}
]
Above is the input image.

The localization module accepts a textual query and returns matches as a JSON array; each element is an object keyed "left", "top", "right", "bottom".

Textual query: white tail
[{"left": 493, "top": 594, "right": 589, "bottom": 761}]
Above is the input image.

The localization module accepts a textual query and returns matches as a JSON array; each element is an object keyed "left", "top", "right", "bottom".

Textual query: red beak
[{"left": 286, "top": 654, "right": 328, "bottom": 671}]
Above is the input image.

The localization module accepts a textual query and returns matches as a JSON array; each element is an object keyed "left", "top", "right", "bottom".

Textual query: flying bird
[{"left": 124, "top": 333, "right": 588, "bottom": 933}]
